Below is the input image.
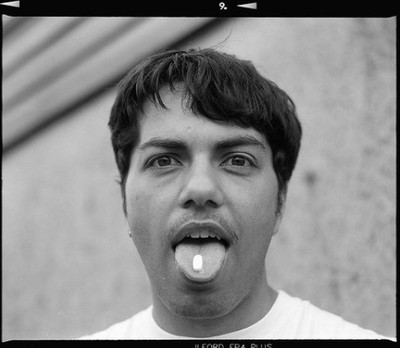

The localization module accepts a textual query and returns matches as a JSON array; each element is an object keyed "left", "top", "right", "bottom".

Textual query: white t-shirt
[{"left": 79, "top": 290, "right": 392, "bottom": 340}]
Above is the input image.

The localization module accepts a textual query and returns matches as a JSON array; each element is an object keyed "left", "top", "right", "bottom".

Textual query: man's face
[{"left": 125, "top": 88, "right": 280, "bottom": 319}]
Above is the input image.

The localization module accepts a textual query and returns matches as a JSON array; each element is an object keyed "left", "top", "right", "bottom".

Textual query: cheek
[
  {"left": 125, "top": 183, "right": 154, "bottom": 241},
  {"left": 126, "top": 172, "right": 156, "bottom": 220},
  {"left": 125, "top": 180, "right": 173, "bottom": 247},
  {"left": 235, "top": 181, "right": 279, "bottom": 250},
  {"left": 125, "top": 190, "right": 167, "bottom": 275},
  {"left": 126, "top": 184, "right": 145, "bottom": 220}
]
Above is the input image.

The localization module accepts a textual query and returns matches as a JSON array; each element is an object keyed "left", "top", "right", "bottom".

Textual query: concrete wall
[{"left": 2, "top": 18, "right": 396, "bottom": 339}]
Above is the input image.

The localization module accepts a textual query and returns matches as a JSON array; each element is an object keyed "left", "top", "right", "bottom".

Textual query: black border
[{"left": 0, "top": 1, "right": 397, "bottom": 17}]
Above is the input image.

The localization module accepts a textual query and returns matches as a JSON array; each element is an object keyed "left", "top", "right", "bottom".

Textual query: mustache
[{"left": 168, "top": 212, "right": 238, "bottom": 242}]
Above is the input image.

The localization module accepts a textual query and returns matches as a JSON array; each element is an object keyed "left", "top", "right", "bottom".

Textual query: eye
[
  {"left": 148, "top": 155, "right": 182, "bottom": 168},
  {"left": 221, "top": 155, "right": 255, "bottom": 167}
]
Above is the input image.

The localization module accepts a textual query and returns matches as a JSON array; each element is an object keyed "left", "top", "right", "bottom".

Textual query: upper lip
[{"left": 171, "top": 221, "right": 235, "bottom": 248}]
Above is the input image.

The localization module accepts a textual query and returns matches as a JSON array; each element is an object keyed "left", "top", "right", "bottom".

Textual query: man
[{"left": 82, "top": 48, "right": 389, "bottom": 339}]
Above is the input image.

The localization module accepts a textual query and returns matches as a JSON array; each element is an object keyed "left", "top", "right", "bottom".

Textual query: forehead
[{"left": 138, "top": 88, "right": 268, "bottom": 149}]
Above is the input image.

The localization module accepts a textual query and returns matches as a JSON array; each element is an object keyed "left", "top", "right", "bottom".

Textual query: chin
[
  {"left": 166, "top": 294, "right": 233, "bottom": 320},
  {"left": 174, "top": 303, "right": 229, "bottom": 320}
]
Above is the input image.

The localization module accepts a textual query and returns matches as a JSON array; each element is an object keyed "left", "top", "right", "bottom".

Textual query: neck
[{"left": 152, "top": 271, "right": 277, "bottom": 338}]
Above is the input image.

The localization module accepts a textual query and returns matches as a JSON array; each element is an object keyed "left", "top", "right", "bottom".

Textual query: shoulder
[
  {"left": 276, "top": 290, "right": 390, "bottom": 340},
  {"left": 78, "top": 306, "right": 153, "bottom": 340}
]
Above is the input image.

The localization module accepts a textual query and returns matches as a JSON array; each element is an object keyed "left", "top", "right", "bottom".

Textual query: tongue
[{"left": 175, "top": 239, "right": 226, "bottom": 282}]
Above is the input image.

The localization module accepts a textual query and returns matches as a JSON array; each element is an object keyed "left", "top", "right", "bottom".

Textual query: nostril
[{"left": 181, "top": 198, "right": 220, "bottom": 210}]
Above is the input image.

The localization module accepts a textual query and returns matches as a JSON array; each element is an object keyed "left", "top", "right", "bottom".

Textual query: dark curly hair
[{"left": 109, "top": 48, "right": 302, "bottom": 215}]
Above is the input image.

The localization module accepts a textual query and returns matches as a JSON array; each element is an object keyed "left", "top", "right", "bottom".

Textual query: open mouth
[
  {"left": 173, "top": 222, "right": 231, "bottom": 283},
  {"left": 174, "top": 230, "right": 229, "bottom": 248}
]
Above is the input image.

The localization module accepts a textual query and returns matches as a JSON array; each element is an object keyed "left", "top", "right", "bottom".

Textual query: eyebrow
[
  {"left": 138, "top": 135, "right": 266, "bottom": 152},
  {"left": 214, "top": 135, "right": 266, "bottom": 151}
]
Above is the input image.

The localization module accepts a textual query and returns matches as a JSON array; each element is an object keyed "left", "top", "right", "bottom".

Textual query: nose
[{"left": 178, "top": 159, "right": 224, "bottom": 209}]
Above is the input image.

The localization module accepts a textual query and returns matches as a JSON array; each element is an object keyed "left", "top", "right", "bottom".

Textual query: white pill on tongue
[
  {"left": 193, "top": 254, "right": 203, "bottom": 272},
  {"left": 175, "top": 238, "right": 226, "bottom": 282}
]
